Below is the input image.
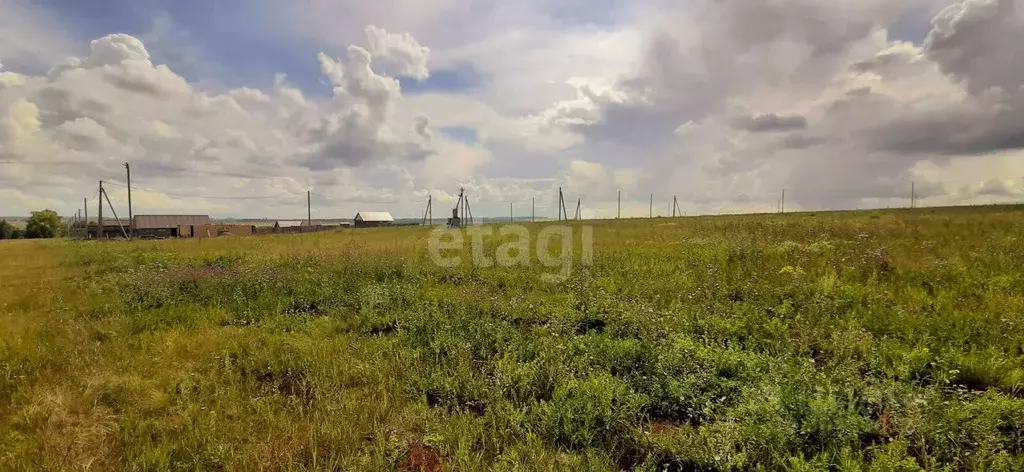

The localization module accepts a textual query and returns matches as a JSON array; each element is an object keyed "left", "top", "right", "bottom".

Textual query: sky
[{"left": 1, "top": 0, "right": 1024, "bottom": 219}]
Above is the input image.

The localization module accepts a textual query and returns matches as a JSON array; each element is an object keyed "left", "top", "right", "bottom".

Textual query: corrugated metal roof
[
  {"left": 133, "top": 215, "right": 211, "bottom": 229},
  {"left": 299, "top": 220, "right": 323, "bottom": 227},
  {"left": 275, "top": 220, "right": 304, "bottom": 228},
  {"left": 354, "top": 212, "right": 394, "bottom": 222}
]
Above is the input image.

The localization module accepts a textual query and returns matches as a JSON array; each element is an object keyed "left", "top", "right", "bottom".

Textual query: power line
[
  {"left": 308, "top": 191, "right": 403, "bottom": 205},
  {"left": 139, "top": 163, "right": 294, "bottom": 182},
  {"left": 509, "top": 187, "right": 557, "bottom": 204},
  {"left": 102, "top": 180, "right": 307, "bottom": 200},
  {"left": 0, "top": 161, "right": 304, "bottom": 185}
]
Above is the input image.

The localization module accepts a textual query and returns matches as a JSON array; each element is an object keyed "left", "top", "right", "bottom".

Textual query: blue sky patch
[
  {"left": 439, "top": 126, "right": 480, "bottom": 144},
  {"left": 888, "top": 6, "right": 935, "bottom": 44},
  {"left": 33, "top": 0, "right": 334, "bottom": 95},
  {"left": 546, "top": 0, "right": 630, "bottom": 29},
  {"left": 398, "top": 62, "right": 487, "bottom": 95}
]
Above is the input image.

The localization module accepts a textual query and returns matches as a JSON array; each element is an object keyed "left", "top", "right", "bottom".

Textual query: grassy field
[{"left": 2, "top": 206, "right": 1023, "bottom": 471}]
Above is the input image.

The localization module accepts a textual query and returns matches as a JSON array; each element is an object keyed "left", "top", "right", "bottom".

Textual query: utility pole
[
  {"left": 532, "top": 197, "right": 535, "bottom": 223},
  {"left": 124, "top": 162, "right": 133, "bottom": 237},
  {"left": 98, "top": 181, "right": 104, "bottom": 240},
  {"left": 560, "top": 189, "right": 568, "bottom": 222},
  {"left": 510, "top": 202, "right": 513, "bottom": 222},
  {"left": 423, "top": 195, "right": 432, "bottom": 226},
  {"left": 84, "top": 198, "right": 88, "bottom": 239},
  {"left": 307, "top": 190, "right": 312, "bottom": 227},
  {"left": 558, "top": 187, "right": 563, "bottom": 221},
  {"left": 102, "top": 186, "right": 129, "bottom": 239},
  {"left": 911, "top": 181, "right": 916, "bottom": 209},
  {"left": 575, "top": 198, "right": 581, "bottom": 221},
  {"left": 459, "top": 187, "right": 465, "bottom": 222},
  {"left": 649, "top": 193, "right": 653, "bottom": 218},
  {"left": 781, "top": 189, "right": 786, "bottom": 214},
  {"left": 617, "top": 190, "right": 621, "bottom": 219}
]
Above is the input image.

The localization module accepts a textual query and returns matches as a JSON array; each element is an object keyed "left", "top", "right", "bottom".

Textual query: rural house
[{"left": 353, "top": 212, "right": 395, "bottom": 228}]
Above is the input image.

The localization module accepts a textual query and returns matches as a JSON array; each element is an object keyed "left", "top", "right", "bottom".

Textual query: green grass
[{"left": 2, "top": 206, "right": 1024, "bottom": 470}]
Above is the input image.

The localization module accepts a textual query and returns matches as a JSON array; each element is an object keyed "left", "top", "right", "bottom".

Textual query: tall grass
[{"left": 2, "top": 206, "right": 1023, "bottom": 470}]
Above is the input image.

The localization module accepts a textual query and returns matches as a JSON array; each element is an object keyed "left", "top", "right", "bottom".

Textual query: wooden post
[
  {"left": 124, "top": 162, "right": 133, "bottom": 238},
  {"left": 560, "top": 189, "right": 568, "bottom": 222},
  {"left": 98, "top": 181, "right": 103, "bottom": 239},
  {"left": 558, "top": 187, "right": 563, "bottom": 222},
  {"left": 423, "top": 195, "right": 433, "bottom": 226}
]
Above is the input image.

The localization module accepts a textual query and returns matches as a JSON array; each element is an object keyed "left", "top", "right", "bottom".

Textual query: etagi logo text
[{"left": 428, "top": 224, "right": 593, "bottom": 282}]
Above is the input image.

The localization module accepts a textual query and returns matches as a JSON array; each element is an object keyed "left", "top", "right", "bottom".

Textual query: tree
[
  {"left": 25, "top": 210, "right": 61, "bottom": 239},
  {"left": 0, "top": 219, "right": 13, "bottom": 240}
]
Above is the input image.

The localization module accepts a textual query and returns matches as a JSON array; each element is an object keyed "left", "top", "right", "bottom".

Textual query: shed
[
  {"left": 274, "top": 220, "right": 304, "bottom": 228},
  {"left": 353, "top": 212, "right": 395, "bottom": 228}
]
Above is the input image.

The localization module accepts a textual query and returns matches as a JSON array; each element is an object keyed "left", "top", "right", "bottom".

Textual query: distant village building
[
  {"left": 311, "top": 220, "right": 352, "bottom": 228},
  {"left": 353, "top": 212, "right": 395, "bottom": 228},
  {"left": 184, "top": 224, "right": 255, "bottom": 238},
  {"left": 271, "top": 219, "right": 341, "bottom": 234},
  {"left": 134, "top": 215, "right": 211, "bottom": 238},
  {"left": 274, "top": 220, "right": 304, "bottom": 229}
]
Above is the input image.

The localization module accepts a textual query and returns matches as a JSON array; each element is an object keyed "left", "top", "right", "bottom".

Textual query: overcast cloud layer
[{"left": 1, "top": 0, "right": 1023, "bottom": 219}]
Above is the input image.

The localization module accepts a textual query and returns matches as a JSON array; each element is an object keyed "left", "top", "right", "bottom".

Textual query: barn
[
  {"left": 353, "top": 212, "right": 395, "bottom": 228},
  {"left": 133, "top": 215, "right": 211, "bottom": 238}
]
